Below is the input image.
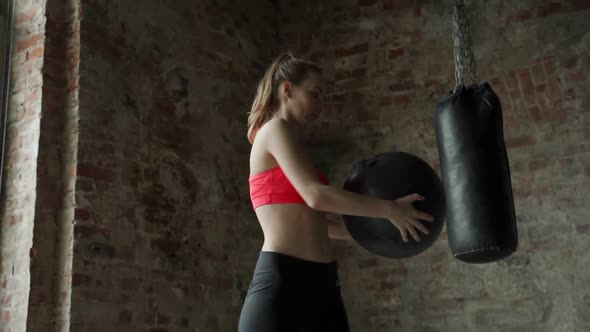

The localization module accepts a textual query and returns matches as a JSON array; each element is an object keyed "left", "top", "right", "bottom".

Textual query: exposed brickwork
[
  {"left": 70, "top": 1, "right": 279, "bottom": 331},
  {"left": 3, "top": 0, "right": 588, "bottom": 331},
  {"left": 0, "top": 1, "right": 47, "bottom": 331},
  {"left": 27, "top": 0, "right": 79, "bottom": 331}
]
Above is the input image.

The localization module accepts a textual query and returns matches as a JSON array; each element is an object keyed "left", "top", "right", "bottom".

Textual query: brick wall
[
  {"left": 4, "top": 0, "right": 588, "bottom": 331},
  {"left": 27, "top": 0, "right": 79, "bottom": 331},
  {"left": 72, "top": 1, "right": 279, "bottom": 331},
  {"left": 280, "top": 0, "right": 590, "bottom": 331},
  {"left": 0, "top": 0, "right": 47, "bottom": 331}
]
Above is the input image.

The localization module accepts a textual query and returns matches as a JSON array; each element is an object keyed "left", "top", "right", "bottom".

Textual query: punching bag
[
  {"left": 342, "top": 152, "right": 446, "bottom": 259},
  {"left": 435, "top": 83, "right": 518, "bottom": 263}
]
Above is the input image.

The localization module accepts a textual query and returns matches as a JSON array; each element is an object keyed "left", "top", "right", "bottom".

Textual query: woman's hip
[{"left": 246, "top": 250, "right": 341, "bottom": 300}]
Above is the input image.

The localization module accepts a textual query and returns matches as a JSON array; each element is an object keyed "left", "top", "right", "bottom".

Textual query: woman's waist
[
  {"left": 260, "top": 214, "right": 330, "bottom": 246},
  {"left": 252, "top": 250, "right": 340, "bottom": 290},
  {"left": 255, "top": 203, "right": 327, "bottom": 225},
  {"left": 261, "top": 240, "right": 333, "bottom": 263},
  {"left": 256, "top": 205, "right": 334, "bottom": 259}
]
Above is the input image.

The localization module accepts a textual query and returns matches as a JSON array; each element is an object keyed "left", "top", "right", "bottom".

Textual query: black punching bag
[
  {"left": 342, "top": 152, "right": 446, "bottom": 259},
  {"left": 435, "top": 83, "right": 518, "bottom": 263}
]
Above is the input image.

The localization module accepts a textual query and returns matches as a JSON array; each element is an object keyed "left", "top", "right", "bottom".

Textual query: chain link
[{"left": 453, "top": 0, "right": 478, "bottom": 91}]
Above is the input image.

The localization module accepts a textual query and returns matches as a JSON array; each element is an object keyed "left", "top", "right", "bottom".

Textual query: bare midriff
[{"left": 254, "top": 203, "right": 335, "bottom": 263}]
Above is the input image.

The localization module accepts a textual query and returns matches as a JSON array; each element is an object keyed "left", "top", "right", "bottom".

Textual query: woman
[{"left": 238, "top": 53, "right": 434, "bottom": 332}]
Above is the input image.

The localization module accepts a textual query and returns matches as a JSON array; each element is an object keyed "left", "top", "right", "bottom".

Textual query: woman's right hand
[{"left": 387, "top": 193, "right": 435, "bottom": 243}]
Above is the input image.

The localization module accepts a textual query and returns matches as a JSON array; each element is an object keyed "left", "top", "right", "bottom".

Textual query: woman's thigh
[
  {"left": 238, "top": 296, "right": 297, "bottom": 332},
  {"left": 238, "top": 271, "right": 297, "bottom": 332},
  {"left": 238, "top": 288, "right": 350, "bottom": 332},
  {"left": 300, "top": 287, "right": 350, "bottom": 332}
]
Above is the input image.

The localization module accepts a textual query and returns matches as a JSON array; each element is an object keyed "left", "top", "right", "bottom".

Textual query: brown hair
[{"left": 246, "top": 52, "right": 322, "bottom": 144}]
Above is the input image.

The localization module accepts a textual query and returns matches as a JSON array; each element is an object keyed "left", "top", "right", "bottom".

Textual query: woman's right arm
[{"left": 262, "top": 119, "right": 432, "bottom": 242}]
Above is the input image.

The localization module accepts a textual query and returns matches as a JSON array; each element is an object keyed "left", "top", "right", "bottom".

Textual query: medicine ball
[{"left": 342, "top": 151, "right": 446, "bottom": 259}]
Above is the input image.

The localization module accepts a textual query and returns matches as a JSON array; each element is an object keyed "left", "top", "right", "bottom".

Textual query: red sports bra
[{"left": 248, "top": 165, "right": 329, "bottom": 210}]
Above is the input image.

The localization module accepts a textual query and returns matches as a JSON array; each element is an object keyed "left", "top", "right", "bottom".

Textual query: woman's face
[{"left": 284, "top": 71, "right": 325, "bottom": 125}]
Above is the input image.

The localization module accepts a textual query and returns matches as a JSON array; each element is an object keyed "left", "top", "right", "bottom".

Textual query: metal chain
[{"left": 452, "top": 0, "right": 478, "bottom": 91}]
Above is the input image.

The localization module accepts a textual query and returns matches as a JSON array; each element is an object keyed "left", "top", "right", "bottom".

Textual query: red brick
[
  {"left": 380, "top": 280, "right": 402, "bottom": 289},
  {"left": 547, "top": 77, "right": 563, "bottom": 101},
  {"left": 383, "top": 0, "right": 395, "bottom": 10},
  {"left": 425, "top": 79, "right": 444, "bottom": 88},
  {"left": 560, "top": 56, "right": 579, "bottom": 69},
  {"left": 574, "top": 0, "right": 590, "bottom": 9},
  {"left": 490, "top": 77, "right": 504, "bottom": 92},
  {"left": 564, "top": 88, "right": 576, "bottom": 101},
  {"left": 119, "top": 310, "right": 133, "bottom": 323},
  {"left": 157, "top": 313, "right": 171, "bottom": 326},
  {"left": 308, "top": 50, "right": 326, "bottom": 61},
  {"left": 16, "top": 8, "right": 40, "bottom": 24},
  {"left": 77, "top": 164, "right": 115, "bottom": 182},
  {"left": 396, "top": 0, "right": 416, "bottom": 10},
  {"left": 7, "top": 214, "right": 23, "bottom": 226},
  {"left": 511, "top": 160, "right": 527, "bottom": 172},
  {"left": 577, "top": 224, "right": 590, "bottom": 233},
  {"left": 45, "top": 17, "right": 61, "bottom": 32},
  {"left": 72, "top": 274, "right": 90, "bottom": 287},
  {"left": 114, "top": 31, "right": 127, "bottom": 49},
  {"left": 27, "top": 47, "right": 45, "bottom": 61},
  {"left": 0, "top": 295, "right": 12, "bottom": 306},
  {"left": 534, "top": 84, "right": 547, "bottom": 95},
  {"left": 517, "top": 69, "right": 536, "bottom": 105},
  {"left": 529, "top": 159, "right": 550, "bottom": 171},
  {"left": 565, "top": 71, "right": 585, "bottom": 83},
  {"left": 357, "top": 0, "right": 377, "bottom": 6},
  {"left": 523, "top": 185, "right": 551, "bottom": 201},
  {"left": 1, "top": 310, "right": 11, "bottom": 322},
  {"left": 120, "top": 277, "right": 140, "bottom": 291},
  {"left": 26, "top": 89, "right": 42, "bottom": 103},
  {"left": 530, "top": 63, "right": 545, "bottom": 85},
  {"left": 335, "top": 67, "right": 367, "bottom": 81},
  {"left": 427, "top": 64, "right": 443, "bottom": 77},
  {"left": 528, "top": 105, "right": 543, "bottom": 121},
  {"left": 74, "top": 225, "right": 111, "bottom": 240},
  {"left": 333, "top": 77, "right": 369, "bottom": 91},
  {"left": 536, "top": 2, "right": 563, "bottom": 17},
  {"left": 543, "top": 57, "right": 558, "bottom": 76},
  {"left": 331, "top": 94, "right": 345, "bottom": 103},
  {"left": 558, "top": 158, "right": 574, "bottom": 168},
  {"left": 150, "top": 238, "right": 181, "bottom": 254},
  {"left": 515, "top": 8, "right": 533, "bottom": 21},
  {"left": 358, "top": 258, "right": 379, "bottom": 268},
  {"left": 76, "top": 180, "right": 94, "bottom": 192},
  {"left": 505, "top": 71, "right": 519, "bottom": 90},
  {"left": 74, "top": 208, "right": 92, "bottom": 221},
  {"left": 379, "top": 96, "right": 392, "bottom": 106},
  {"left": 506, "top": 135, "right": 536, "bottom": 148},
  {"left": 392, "top": 94, "right": 412, "bottom": 106},
  {"left": 414, "top": 6, "right": 422, "bottom": 16},
  {"left": 335, "top": 43, "right": 369, "bottom": 57},
  {"left": 388, "top": 48, "right": 404, "bottom": 60},
  {"left": 388, "top": 80, "right": 417, "bottom": 92},
  {"left": 15, "top": 34, "right": 45, "bottom": 52},
  {"left": 430, "top": 263, "right": 448, "bottom": 275}
]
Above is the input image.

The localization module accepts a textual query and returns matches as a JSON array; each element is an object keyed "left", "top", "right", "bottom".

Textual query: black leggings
[{"left": 238, "top": 251, "right": 350, "bottom": 332}]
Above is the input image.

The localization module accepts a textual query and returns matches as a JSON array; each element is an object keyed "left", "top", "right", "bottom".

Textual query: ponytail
[{"left": 246, "top": 53, "right": 321, "bottom": 144}]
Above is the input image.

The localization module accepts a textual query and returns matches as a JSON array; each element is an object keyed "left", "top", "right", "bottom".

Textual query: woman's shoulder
[
  {"left": 257, "top": 118, "right": 293, "bottom": 141},
  {"left": 262, "top": 117, "right": 289, "bottom": 131}
]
